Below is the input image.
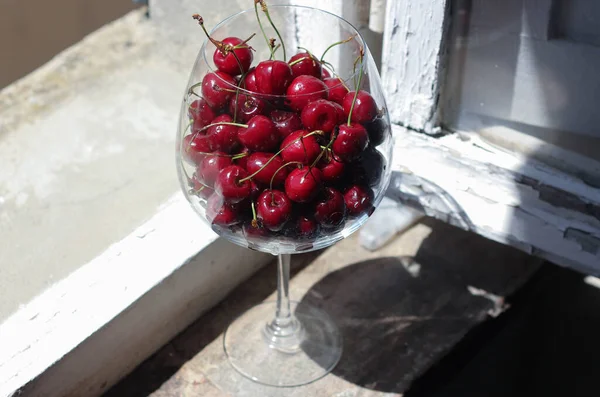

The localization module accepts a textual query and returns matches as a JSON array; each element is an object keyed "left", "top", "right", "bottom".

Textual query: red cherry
[
  {"left": 285, "top": 167, "right": 322, "bottom": 203},
  {"left": 243, "top": 67, "right": 259, "bottom": 92},
  {"left": 188, "top": 98, "right": 217, "bottom": 128},
  {"left": 190, "top": 172, "right": 214, "bottom": 200},
  {"left": 343, "top": 90, "right": 378, "bottom": 124},
  {"left": 332, "top": 123, "right": 369, "bottom": 162},
  {"left": 289, "top": 52, "right": 322, "bottom": 79},
  {"left": 207, "top": 194, "right": 240, "bottom": 226},
  {"left": 280, "top": 130, "right": 321, "bottom": 165},
  {"left": 214, "top": 165, "right": 251, "bottom": 203},
  {"left": 201, "top": 72, "right": 236, "bottom": 109},
  {"left": 206, "top": 114, "right": 240, "bottom": 153},
  {"left": 344, "top": 185, "right": 374, "bottom": 216},
  {"left": 229, "top": 94, "right": 269, "bottom": 123},
  {"left": 314, "top": 187, "right": 346, "bottom": 228},
  {"left": 285, "top": 75, "right": 328, "bottom": 112},
  {"left": 238, "top": 115, "right": 280, "bottom": 152},
  {"left": 254, "top": 60, "right": 293, "bottom": 95},
  {"left": 321, "top": 68, "right": 331, "bottom": 79},
  {"left": 213, "top": 37, "right": 253, "bottom": 76},
  {"left": 198, "top": 152, "right": 232, "bottom": 187},
  {"left": 243, "top": 221, "right": 270, "bottom": 239},
  {"left": 245, "top": 153, "right": 288, "bottom": 186},
  {"left": 256, "top": 190, "right": 293, "bottom": 231},
  {"left": 296, "top": 215, "right": 319, "bottom": 237},
  {"left": 249, "top": 179, "right": 261, "bottom": 200},
  {"left": 233, "top": 147, "right": 250, "bottom": 169},
  {"left": 323, "top": 78, "right": 349, "bottom": 105},
  {"left": 182, "top": 134, "right": 212, "bottom": 165},
  {"left": 270, "top": 110, "right": 302, "bottom": 139},
  {"left": 301, "top": 99, "right": 342, "bottom": 133},
  {"left": 319, "top": 152, "right": 345, "bottom": 183}
]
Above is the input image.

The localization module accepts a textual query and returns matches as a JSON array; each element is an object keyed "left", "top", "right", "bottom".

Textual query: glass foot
[{"left": 223, "top": 301, "right": 342, "bottom": 387}]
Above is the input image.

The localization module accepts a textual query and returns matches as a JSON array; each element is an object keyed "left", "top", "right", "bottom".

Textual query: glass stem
[{"left": 275, "top": 253, "right": 292, "bottom": 327}]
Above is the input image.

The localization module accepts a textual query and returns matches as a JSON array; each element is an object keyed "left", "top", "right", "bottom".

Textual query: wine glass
[{"left": 176, "top": 3, "right": 393, "bottom": 387}]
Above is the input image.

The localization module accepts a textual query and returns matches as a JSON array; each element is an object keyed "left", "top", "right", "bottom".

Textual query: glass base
[{"left": 223, "top": 301, "right": 342, "bottom": 387}]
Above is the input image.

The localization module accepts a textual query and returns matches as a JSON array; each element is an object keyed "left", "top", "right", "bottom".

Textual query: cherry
[
  {"left": 254, "top": 60, "right": 293, "bottom": 95},
  {"left": 198, "top": 152, "right": 232, "bottom": 187},
  {"left": 190, "top": 172, "right": 214, "bottom": 200},
  {"left": 229, "top": 94, "right": 269, "bottom": 123},
  {"left": 243, "top": 67, "right": 259, "bottom": 92},
  {"left": 233, "top": 147, "right": 250, "bottom": 169},
  {"left": 350, "top": 148, "right": 384, "bottom": 187},
  {"left": 285, "top": 75, "right": 328, "bottom": 112},
  {"left": 285, "top": 167, "right": 322, "bottom": 203},
  {"left": 332, "top": 123, "right": 369, "bottom": 162},
  {"left": 182, "top": 134, "right": 212, "bottom": 165},
  {"left": 301, "top": 99, "right": 342, "bottom": 134},
  {"left": 314, "top": 187, "right": 346, "bottom": 228},
  {"left": 270, "top": 110, "right": 302, "bottom": 139},
  {"left": 289, "top": 52, "right": 322, "bottom": 79},
  {"left": 188, "top": 98, "right": 217, "bottom": 128},
  {"left": 249, "top": 179, "right": 261, "bottom": 199},
  {"left": 344, "top": 185, "right": 374, "bottom": 216},
  {"left": 321, "top": 68, "right": 331, "bottom": 79},
  {"left": 201, "top": 71, "right": 236, "bottom": 109},
  {"left": 323, "top": 78, "right": 348, "bottom": 105},
  {"left": 245, "top": 153, "right": 288, "bottom": 186},
  {"left": 280, "top": 130, "right": 321, "bottom": 165},
  {"left": 363, "top": 116, "right": 387, "bottom": 147},
  {"left": 319, "top": 152, "right": 345, "bottom": 183},
  {"left": 214, "top": 165, "right": 251, "bottom": 203},
  {"left": 296, "top": 214, "right": 319, "bottom": 238},
  {"left": 213, "top": 37, "right": 253, "bottom": 76},
  {"left": 207, "top": 194, "right": 240, "bottom": 226},
  {"left": 343, "top": 90, "right": 378, "bottom": 124},
  {"left": 238, "top": 115, "right": 280, "bottom": 152},
  {"left": 206, "top": 114, "right": 240, "bottom": 153},
  {"left": 257, "top": 190, "right": 292, "bottom": 231},
  {"left": 243, "top": 221, "right": 270, "bottom": 239}
]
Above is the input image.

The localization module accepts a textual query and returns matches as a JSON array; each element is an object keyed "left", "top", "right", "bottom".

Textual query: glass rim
[{"left": 200, "top": 4, "right": 367, "bottom": 99}]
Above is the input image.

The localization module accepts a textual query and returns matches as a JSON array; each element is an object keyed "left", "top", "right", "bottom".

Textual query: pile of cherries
[{"left": 182, "top": 13, "right": 387, "bottom": 243}]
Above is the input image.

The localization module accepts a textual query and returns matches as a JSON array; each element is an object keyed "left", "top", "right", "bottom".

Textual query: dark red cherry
[
  {"left": 233, "top": 147, "right": 250, "bottom": 169},
  {"left": 201, "top": 71, "right": 236, "bottom": 109},
  {"left": 280, "top": 130, "right": 321, "bottom": 165},
  {"left": 343, "top": 90, "right": 378, "bottom": 124},
  {"left": 289, "top": 52, "right": 322, "bottom": 79},
  {"left": 332, "top": 123, "right": 369, "bottom": 162},
  {"left": 270, "top": 110, "right": 303, "bottom": 139},
  {"left": 188, "top": 98, "right": 217, "bottom": 128},
  {"left": 207, "top": 194, "right": 240, "bottom": 226},
  {"left": 256, "top": 190, "right": 292, "bottom": 231},
  {"left": 351, "top": 148, "right": 384, "bottom": 187},
  {"left": 206, "top": 114, "right": 240, "bottom": 153},
  {"left": 285, "top": 167, "right": 322, "bottom": 203},
  {"left": 243, "top": 67, "right": 259, "bottom": 92},
  {"left": 229, "top": 94, "right": 269, "bottom": 123},
  {"left": 243, "top": 221, "right": 270, "bottom": 239},
  {"left": 213, "top": 37, "right": 253, "bottom": 76},
  {"left": 363, "top": 116, "right": 387, "bottom": 147},
  {"left": 321, "top": 68, "right": 331, "bottom": 79},
  {"left": 323, "top": 78, "right": 348, "bottom": 105},
  {"left": 296, "top": 214, "right": 319, "bottom": 238},
  {"left": 214, "top": 165, "right": 251, "bottom": 203},
  {"left": 182, "top": 134, "right": 212, "bottom": 165},
  {"left": 314, "top": 187, "right": 346, "bottom": 228},
  {"left": 245, "top": 153, "right": 288, "bottom": 186},
  {"left": 301, "top": 99, "right": 341, "bottom": 133},
  {"left": 319, "top": 152, "right": 345, "bottom": 183},
  {"left": 198, "top": 152, "right": 232, "bottom": 187},
  {"left": 285, "top": 75, "right": 328, "bottom": 112},
  {"left": 254, "top": 60, "right": 293, "bottom": 95},
  {"left": 190, "top": 172, "right": 214, "bottom": 200},
  {"left": 238, "top": 115, "right": 280, "bottom": 152},
  {"left": 344, "top": 185, "right": 374, "bottom": 216}
]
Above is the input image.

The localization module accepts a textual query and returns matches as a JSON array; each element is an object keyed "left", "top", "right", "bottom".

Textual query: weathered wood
[
  {"left": 108, "top": 219, "right": 540, "bottom": 397},
  {"left": 381, "top": 0, "right": 449, "bottom": 133},
  {"left": 390, "top": 126, "right": 600, "bottom": 275}
]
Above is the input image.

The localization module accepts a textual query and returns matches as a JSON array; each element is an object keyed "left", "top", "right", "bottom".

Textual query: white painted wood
[
  {"left": 0, "top": 193, "right": 271, "bottom": 397},
  {"left": 381, "top": 0, "right": 449, "bottom": 133},
  {"left": 389, "top": 126, "right": 600, "bottom": 275}
]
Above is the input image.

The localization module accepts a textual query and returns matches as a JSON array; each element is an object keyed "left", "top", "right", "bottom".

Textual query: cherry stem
[
  {"left": 192, "top": 14, "right": 226, "bottom": 53},
  {"left": 238, "top": 130, "right": 324, "bottom": 183},
  {"left": 310, "top": 127, "right": 337, "bottom": 169},
  {"left": 250, "top": 201, "right": 259, "bottom": 228},
  {"left": 288, "top": 56, "right": 310, "bottom": 66},
  {"left": 238, "top": 33, "right": 256, "bottom": 48},
  {"left": 320, "top": 34, "right": 357, "bottom": 62},
  {"left": 260, "top": 1, "right": 286, "bottom": 61},
  {"left": 232, "top": 152, "right": 249, "bottom": 160},
  {"left": 254, "top": 1, "right": 274, "bottom": 59},
  {"left": 269, "top": 161, "right": 302, "bottom": 192},
  {"left": 347, "top": 48, "right": 365, "bottom": 126}
]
